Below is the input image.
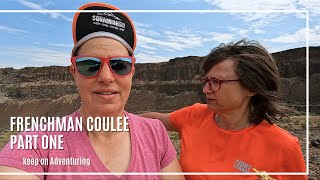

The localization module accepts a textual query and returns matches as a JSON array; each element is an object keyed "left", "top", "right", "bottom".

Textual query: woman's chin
[{"left": 207, "top": 103, "right": 219, "bottom": 112}]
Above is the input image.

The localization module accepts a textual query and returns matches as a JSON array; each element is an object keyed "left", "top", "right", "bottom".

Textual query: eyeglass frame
[{"left": 199, "top": 76, "right": 241, "bottom": 92}]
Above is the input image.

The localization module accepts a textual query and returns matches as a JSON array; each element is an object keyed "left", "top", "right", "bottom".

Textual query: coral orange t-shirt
[{"left": 170, "top": 103, "right": 307, "bottom": 180}]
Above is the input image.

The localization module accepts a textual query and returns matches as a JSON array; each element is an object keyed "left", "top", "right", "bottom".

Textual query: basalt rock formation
[
  {"left": 0, "top": 46, "right": 319, "bottom": 180},
  {"left": 0, "top": 47, "right": 319, "bottom": 127}
]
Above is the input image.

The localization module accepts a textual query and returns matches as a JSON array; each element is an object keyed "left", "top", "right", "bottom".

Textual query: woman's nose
[
  {"left": 97, "top": 63, "right": 115, "bottom": 83},
  {"left": 203, "top": 82, "right": 212, "bottom": 94}
]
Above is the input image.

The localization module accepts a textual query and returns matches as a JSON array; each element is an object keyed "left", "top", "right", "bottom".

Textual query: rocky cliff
[
  {"left": 0, "top": 46, "right": 319, "bottom": 180},
  {"left": 0, "top": 47, "right": 319, "bottom": 128}
]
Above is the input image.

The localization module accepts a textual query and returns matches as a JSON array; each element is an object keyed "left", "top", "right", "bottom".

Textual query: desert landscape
[{"left": 0, "top": 47, "right": 319, "bottom": 179}]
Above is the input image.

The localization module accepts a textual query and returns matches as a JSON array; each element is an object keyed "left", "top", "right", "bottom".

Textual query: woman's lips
[
  {"left": 94, "top": 92, "right": 118, "bottom": 95},
  {"left": 206, "top": 97, "right": 216, "bottom": 100},
  {"left": 206, "top": 98, "right": 216, "bottom": 102},
  {"left": 93, "top": 89, "right": 119, "bottom": 100}
]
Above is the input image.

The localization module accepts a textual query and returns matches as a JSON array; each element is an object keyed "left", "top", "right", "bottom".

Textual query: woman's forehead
[
  {"left": 206, "top": 59, "right": 238, "bottom": 78},
  {"left": 78, "top": 37, "right": 128, "bottom": 55},
  {"left": 82, "top": 37, "right": 126, "bottom": 49}
]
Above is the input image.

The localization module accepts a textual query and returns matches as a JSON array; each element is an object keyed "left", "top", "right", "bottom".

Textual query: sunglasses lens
[
  {"left": 75, "top": 57, "right": 101, "bottom": 77},
  {"left": 110, "top": 57, "right": 133, "bottom": 75}
]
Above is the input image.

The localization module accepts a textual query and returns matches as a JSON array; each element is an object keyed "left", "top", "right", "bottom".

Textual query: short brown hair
[{"left": 202, "top": 39, "right": 287, "bottom": 124}]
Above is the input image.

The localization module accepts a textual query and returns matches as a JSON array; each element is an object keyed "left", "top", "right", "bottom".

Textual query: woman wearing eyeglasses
[
  {"left": 141, "top": 40, "right": 307, "bottom": 180},
  {"left": 0, "top": 2, "right": 184, "bottom": 180}
]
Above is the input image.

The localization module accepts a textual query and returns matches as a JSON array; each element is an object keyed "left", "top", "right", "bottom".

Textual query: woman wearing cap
[
  {"left": 141, "top": 40, "right": 307, "bottom": 180},
  {"left": 0, "top": 2, "right": 184, "bottom": 180}
]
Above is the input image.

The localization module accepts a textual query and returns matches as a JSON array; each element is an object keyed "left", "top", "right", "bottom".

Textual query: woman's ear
[
  {"left": 69, "top": 65, "right": 76, "bottom": 78},
  {"left": 248, "top": 90, "right": 257, "bottom": 97},
  {"left": 132, "top": 67, "right": 135, "bottom": 76}
]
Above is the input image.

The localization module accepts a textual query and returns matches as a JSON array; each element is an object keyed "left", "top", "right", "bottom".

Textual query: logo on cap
[
  {"left": 98, "top": 12, "right": 121, "bottom": 21},
  {"left": 92, "top": 12, "right": 125, "bottom": 31}
]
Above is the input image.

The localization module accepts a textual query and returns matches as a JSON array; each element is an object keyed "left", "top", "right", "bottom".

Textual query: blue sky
[{"left": 0, "top": 0, "right": 319, "bottom": 68}]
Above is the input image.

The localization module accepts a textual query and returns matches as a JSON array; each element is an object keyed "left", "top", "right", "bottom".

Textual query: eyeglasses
[
  {"left": 199, "top": 76, "right": 241, "bottom": 92},
  {"left": 71, "top": 56, "right": 135, "bottom": 78}
]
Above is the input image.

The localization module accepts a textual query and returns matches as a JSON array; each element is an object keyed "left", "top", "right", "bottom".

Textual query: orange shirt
[{"left": 170, "top": 103, "right": 307, "bottom": 180}]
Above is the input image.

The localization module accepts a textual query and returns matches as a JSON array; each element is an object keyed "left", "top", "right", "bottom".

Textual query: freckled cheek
[
  {"left": 116, "top": 78, "right": 132, "bottom": 89},
  {"left": 75, "top": 80, "right": 94, "bottom": 97},
  {"left": 214, "top": 92, "right": 231, "bottom": 104},
  {"left": 119, "top": 80, "right": 132, "bottom": 98},
  {"left": 123, "top": 83, "right": 132, "bottom": 95},
  {"left": 222, "top": 94, "right": 245, "bottom": 107}
]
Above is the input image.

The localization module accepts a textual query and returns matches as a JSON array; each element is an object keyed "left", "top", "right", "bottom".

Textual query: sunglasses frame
[{"left": 71, "top": 56, "right": 136, "bottom": 78}]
